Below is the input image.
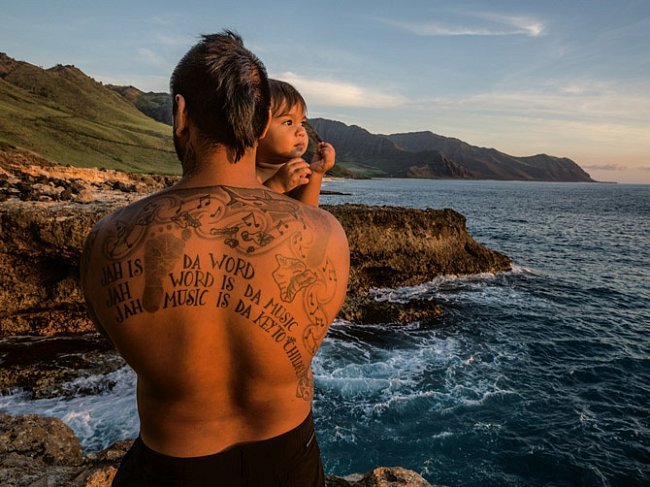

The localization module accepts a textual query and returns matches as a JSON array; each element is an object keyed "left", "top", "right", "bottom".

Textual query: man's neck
[{"left": 177, "top": 146, "right": 262, "bottom": 189}]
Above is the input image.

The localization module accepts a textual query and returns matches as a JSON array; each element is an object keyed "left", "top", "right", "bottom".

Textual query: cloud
[
  {"left": 396, "top": 80, "right": 650, "bottom": 167},
  {"left": 378, "top": 12, "right": 544, "bottom": 37},
  {"left": 474, "top": 13, "right": 544, "bottom": 37},
  {"left": 153, "top": 32, "right": 195, "bottom": 48},
  {"left": 421, "top": 81, "right": 650, "bottom": 127},
  {"left": 95, "top": 73, "right": 170, "bottom": 93},
  {"left": 275, "top": 72, "right": 407, "bottom": 108},
  {"left": 582, "top": 164, "right": 628, "bottom": 171},
  {"left": 137, "top": 48, "right": 168, "bottom": 69}
]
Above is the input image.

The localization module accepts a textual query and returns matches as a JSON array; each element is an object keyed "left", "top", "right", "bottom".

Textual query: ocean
[{"left": 2, "top": 179, "right": 649, "bottom": 486}]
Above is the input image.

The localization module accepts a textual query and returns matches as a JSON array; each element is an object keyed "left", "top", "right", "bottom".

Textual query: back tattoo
[{"left": 85, "top": 186, "right": 340, "bottom": 399}]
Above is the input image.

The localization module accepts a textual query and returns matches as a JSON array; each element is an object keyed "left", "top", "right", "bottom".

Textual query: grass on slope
[
  {"left": 0, "top": 69, "right": 180, "bottom": 174},
  {"left": 336, "top": 161, "right": 388, "bottom": 178}
]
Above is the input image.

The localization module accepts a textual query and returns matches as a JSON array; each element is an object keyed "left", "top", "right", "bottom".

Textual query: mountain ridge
[
  {"left": 107, "top": 84, "right": 173, "bottom": 126},
  {"left": 0, "top": 52, "right": 593, "bottom": 181},
  {"left": 386, "top": 130, "right": 592, "bottom": 181},
  {"left": 309, "top": 118, "right": 473, "bottom": 179},
  {"left": 310, "top": 118, "right": 593, "bottom": 181}
]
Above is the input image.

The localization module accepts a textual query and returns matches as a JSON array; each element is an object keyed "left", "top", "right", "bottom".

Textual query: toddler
[{"left": 256, "top": 79, "right": 335, "bottom": 206}]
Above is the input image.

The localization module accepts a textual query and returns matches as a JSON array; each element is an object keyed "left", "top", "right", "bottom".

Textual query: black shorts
[{"left": 111, "top": 412, "right": 324, "bottom": 487}]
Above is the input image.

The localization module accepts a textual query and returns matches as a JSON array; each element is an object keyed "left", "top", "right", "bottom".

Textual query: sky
[{"left": 1, "top": 0, "right": 649, "bottom": 183}]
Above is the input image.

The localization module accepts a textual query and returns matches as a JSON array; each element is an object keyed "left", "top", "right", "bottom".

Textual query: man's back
[{"left": 82, "top": 184, "right": 349, "bottom": 457}]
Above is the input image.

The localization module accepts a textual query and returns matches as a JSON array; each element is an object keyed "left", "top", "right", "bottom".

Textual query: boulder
[
  {"left": 327, "top": 466, "right": 442, "bottom": 486},
  {"left": 339, "top": 294, "right": 443, "bottom": 324},
  {"left": 0, "top": 413, "right": 82, "bottom": 466},
  {"left": 0, "top": 413, "right": 86, "bottom": 487},
  {"left": 0, "top": 335, "right": 123, "bottom": 399}
]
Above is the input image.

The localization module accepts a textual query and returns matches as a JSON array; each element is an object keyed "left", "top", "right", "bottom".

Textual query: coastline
[{"left": 0, "top": 150, "right": 510, "bottom": 486}]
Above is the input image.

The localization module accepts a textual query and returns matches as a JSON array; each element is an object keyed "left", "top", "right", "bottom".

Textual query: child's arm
[
  {"left": 263, "top": 159, "right": 311, "bottom": 193},
  {"left": 290, "top": 142, "right": 335, "bottom": 207}
]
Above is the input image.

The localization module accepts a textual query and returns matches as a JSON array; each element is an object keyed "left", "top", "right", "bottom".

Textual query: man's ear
[
  {"left": 173, "top": 94, "right": 188, "bottom": 136},
  {"left": 259, "top": 108, "right": 272, "bottom": 140}
]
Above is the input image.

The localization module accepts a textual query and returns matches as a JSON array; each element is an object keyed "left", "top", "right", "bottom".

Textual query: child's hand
[
  {"left": 310, "top": 142, "right": 336, "bottom": 174},
  {"left": 265, "top": 158, "right": 311, "bottom": 193}
]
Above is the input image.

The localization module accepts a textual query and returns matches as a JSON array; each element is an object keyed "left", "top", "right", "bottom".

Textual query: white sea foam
[
  {"left": 473, "top": 421, "right": 503, "bottom": 431},
  {"left": 369, "top": 272, "right": 500, "bottom": 302},
  {"left": 314, "top": 319, "right": 519, "bottom": 434},
  {"left": 0, "top": 366, "right": 138, "bottom": 451},
  {"left": 510, "top": 263, "right": 539, "bottom": 275},
  {"left": 366, "top": 268, "right": 540, "bottom": 310},
  {"left": 331, "top": 425, "right": 358, "bottom": 444},
  {"left": 430, "top": 430, "right": 454, "bottom": 440}
]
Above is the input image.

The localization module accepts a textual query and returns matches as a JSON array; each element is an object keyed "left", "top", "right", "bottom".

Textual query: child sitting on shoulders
[{"left": 256, "top": 79, "right": 335, "bottom": 207}]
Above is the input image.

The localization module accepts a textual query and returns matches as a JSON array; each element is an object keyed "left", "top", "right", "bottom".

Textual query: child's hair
[{"left": 269, "top": 79, "right": 307, "bottom": 116}]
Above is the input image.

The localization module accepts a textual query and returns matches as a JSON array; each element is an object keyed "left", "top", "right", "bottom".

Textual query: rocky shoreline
[
  {"left": 1, "top": 413, "right": 442, "bottom": 486},
  {"left": 0, "top": 148, "right": 510, "bottom": 486}
]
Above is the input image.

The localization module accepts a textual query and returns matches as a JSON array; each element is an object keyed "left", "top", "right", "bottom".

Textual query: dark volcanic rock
[
  {"left": 324, "top": 204, "right": 511, "bottom": 292},
  {"left": 327, "top": 466, "right": 440, "bottom": 486},
  {"left": 328, "top": 204, "right": 509, "bottom": 325},
  {"left": 0, "top": 413, "right": 83, "bottom": 466},
  {"left": 0, "top": 199, "right": 111, "bottom": 336},
  {"left": 339, "top": 294, "right": 443, "bottom": 324},
  {"left": 0, "top": 335, "right": 124, "bottom": 398},
  {"left": 0, "top": 413, "right": 120, "bottom": 487}
]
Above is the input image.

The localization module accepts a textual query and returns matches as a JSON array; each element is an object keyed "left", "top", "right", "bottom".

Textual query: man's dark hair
[
  {"left": 170, "top": 30, "right": 270, "bottom": 162},
  {"left": 269, "top": 79, "right": 307, "bottom": 116}
]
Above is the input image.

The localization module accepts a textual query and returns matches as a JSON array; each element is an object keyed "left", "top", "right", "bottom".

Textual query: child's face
[{"left": 257, "top": 103, "right": 308, "bottom": 164}]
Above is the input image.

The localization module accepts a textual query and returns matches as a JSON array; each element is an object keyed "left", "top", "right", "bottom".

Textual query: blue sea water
[{"left": 2, "top": 179, "right": 649, "bottom": 486}]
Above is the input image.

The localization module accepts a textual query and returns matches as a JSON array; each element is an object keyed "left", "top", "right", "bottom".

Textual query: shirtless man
[{"left": 81, "top": 31, "right": 349, "bottom": 486}]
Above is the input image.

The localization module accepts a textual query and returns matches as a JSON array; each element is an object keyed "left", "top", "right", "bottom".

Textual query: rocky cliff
[{"left": 0, "top": 147, "right": 510, "bottom": 338}]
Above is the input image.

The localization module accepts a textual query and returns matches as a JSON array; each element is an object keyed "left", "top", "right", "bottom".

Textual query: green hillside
[
  {"left": 108, "top": 85, "right": 173, "bottom": 126},
  {"left": 0, "top": 54, "right": 179, "bottom": 174}
]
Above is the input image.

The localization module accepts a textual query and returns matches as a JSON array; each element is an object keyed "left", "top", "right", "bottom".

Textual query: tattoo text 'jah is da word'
[{"left": 101, "top": 259, "right": 145, "bottom": 324}]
